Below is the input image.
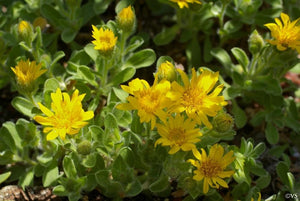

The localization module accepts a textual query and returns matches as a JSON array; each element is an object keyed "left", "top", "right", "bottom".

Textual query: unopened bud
[
  {"left": 117, "top": 6, "right": 135, "bottom": 33},
  {"left": 18, "top": 21, "right": 33, "bottom": 42},
  {"left": 213, "top": 113, "right": 234, "bottom": 133},
  {"left": 33, "top": 17, "right": 48, "bottom": 30},
  {"left": 248, "top": 30, "right": 264, "bottom": 55},
  {"left": 156, "top": 61, "right": 177, "bottom": 81},
  {"left": 77, "top": 140, "right": 92, "bottom": 155}
]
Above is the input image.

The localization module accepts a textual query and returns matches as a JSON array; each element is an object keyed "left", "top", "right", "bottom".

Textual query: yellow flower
[
  {"left": 91, "top": 25, "right": 118, "bottom": 55},
  {"left": 117, "top": 76, "right": 171, "bottom": 129},
  {"left": 11, "top": 59, "right": 46, "bottom": 87},
  {"left": 155, "top": 114, "right": 202, "bottom": 154},
  {"left": 188, "top": 144, "right": 235, "bottom": 194},
  {"left": 167, "top": 68, "right": 227, "bottom": 129},
  {"left": 264, "top": 13, "right": 300, "bottom": 54},
  {"left": 156, "top": 61, "right": 177, "bottom": 81},
  {"left": 34, "top": 88, "right": 94, "bottom": 141},
  {"left": 169, "top": 0, "right": 201, "bottom": 9},
  {"left": 117, "top": 5, "right": 135, "bottom": 32}
]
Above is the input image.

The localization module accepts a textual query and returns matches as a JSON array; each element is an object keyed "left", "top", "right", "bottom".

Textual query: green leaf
[
  {"left": 19, "top": 168, "right": 34, "bottom": 189},
  {"left": 112, "top": 156, "right": 130, "bottom": 182},
  {"left": 43, "top": 162, "right": 59, "bottom": 187},
  {"left": 113, "top": 87, "right": 128, "bottom": 102},
  {"left": 276, "top": 162, "right": 289, "bottom": 186},
  {"left": 232, "top": 101, "right": 247, "bottom": 128},
  {"left": 82, "top": 153, "right": 97, "bottom": 168},
  {"left": 149, "top": 172, "right": 169, "bottom": 193},
  {"left": 287, "top": 172, "right": 295, "bottom": 191},
  {"left": 110, "top": 67, "right": 136, "bottom": 85},
  {"left": 115, "top": 0, "right": 134, "bottom": 13},
  {"left": 255, "top": 173, "right": 271, "bottom": 188},
  {"left": 95, "top": 170, "right": 110, "bottom": 187},
  {"left": 119, "top": 147, "right": 135, "bottom": 167},
  {"left": 156, "top": 56, "right": 174, "bottom": 68},
  {"left": 265, "top": 122, "right": 279, "bottom": 144},
  {"left": 125, "top": 179, "right": 142, "bottom": 197},
  {"left": 211, "top": 48, "right": 234, "bottom": 73},
  {"left": 11, "top": 96, "right": 35, "bottom": 118},
  {"left": 84, "top": 43, "right": 99, "bottom": 61},
  {"left": 104, "top": 113, "right": 118, "bottom": 129},
  {"left": 0, "top": 172, "right": 11, "bottom": 184},
  {"left": 44, "top": 78, "right": 60, "bottom": 93},
  {"left": 153, "top": 25, "right": 179, "bottom": 46},
  {"left": 1, "top": 122, "right": 22, "bottom": 152},
  {"left": 40, "top": 4, "right": 63, "bottom": 26},
  {"left": 125, "top": 36, "right": 144, "bottom": 54},
  {"left": 251, "top": 142, "right": 266, "bottom": 158},
  {"left": 252, "top": 75, "right": 282, "bottom": 96},
  {"left": 123, "top": 49, "right": 156, "bottom": 69},
  {"left": 186, "top": 37, "right": 201, "bottom": 67},
  {"left": 53, "top": 185, "right": 68, "bottom": 196},
  {"left": 78, "top": 66, "right": 97, "bottom": 86},
  {"left": 231, "top": 47, "right": 249, "bottom": 72},
  {"left": 51, "top": 51, "right": 65, "bottom": 68},
  {"left": 61, "top": 28, "right": 78, "bottom": 43},
  {"left": 63, "top": 156, "right": 77, "bottom": 178}
]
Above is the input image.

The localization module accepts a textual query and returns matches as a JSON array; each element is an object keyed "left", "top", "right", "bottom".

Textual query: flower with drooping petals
[
  {"left": 11, "top": 59, "right": 46, "bottom": 89},
  {"left": 167, "top": 68, "right": 227, "bottom": 129},
  {"left": 117, "top": 76, "right": 171, "bottom": 129},
  {"left": 169, "top": 0, "right": 201, "bottom": 9},
  {"left": 188, "top": 144, "right": 235, "bottom": 194},
  {"left": 91, "top": 25, "right": 118, "bottom": 56},
  {"left": 264, "top": 13, "right": 300, "bottom": 54},
  {"left": 34, "top": 88, "right": 94, "bottom": 141},
  {"left": 155, "top": 113, "right": 202, "bottom": 154}
]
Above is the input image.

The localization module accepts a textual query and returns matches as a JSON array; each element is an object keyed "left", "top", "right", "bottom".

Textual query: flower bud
[
  {"left": 33, "top": 17, "right": 48, "bottom": 30},
  {"left": 117, "top": 6, "right": 135, "bottom": 33},
  {"left": 18, "top": 20, "right": 33, "bottom": 44},
  {"left": 156, "top": 61, "right": 177, "bottom": 81},
  {"left": 248, "top": 30, "right": 264, "bottom": 55},
  {"left": 77, "top": 140, "right": 92, "bottom": 155},
  {"left": 212, "top": 112, "right": 234, "bottom": 133}
]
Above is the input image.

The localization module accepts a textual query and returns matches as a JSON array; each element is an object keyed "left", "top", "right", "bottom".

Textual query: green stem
[{"left": 119, "top": 31, "right": 128, "bottom": 62}]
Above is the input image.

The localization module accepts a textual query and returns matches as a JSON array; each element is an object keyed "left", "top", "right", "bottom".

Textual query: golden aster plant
[
  {"left": 264, "top": 13, "right": 300, "bottom": 54},
  {"left": 155, "top": 113, "right": 202, "bottom": 154},
  {"left": 188, "top": 144, "right": 235, "bottom": 194},
  {"left": 117, "top": 76, "right": 171, "bottom": 129},
  {"left": 169, "top": 0, "right": 201, "bottom": 9},
  {"left": 91, "top": 25, "right": 118, "bottom": 56},
  {"left": 117, "top": 5, "right": 135, "bottom": 32},
  {"left": 11, "top": 59, "right": 46, "bottom": 91},
  {"left": 34, "top": 88, "right": 94, "bottom": 141},
  {"left": 167, "top": 68, "right": 227, "bottom": 129}
]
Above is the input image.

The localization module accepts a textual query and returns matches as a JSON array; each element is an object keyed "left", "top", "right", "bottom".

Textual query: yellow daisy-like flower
[
  {"left": 188, "top": 144, "right": 235, "bottom": 194},
  {"left": 169, "top": 0, "right": 201, "bottom": 9},
  {"left": 91, "top": 25, "right": 118, "bottom": 55},
  {"left": 117, "top": 5, "right": 135, "bottom": 32},
  {"left": 155, "top": 114, "right": 202, "bottom": 154},
  {"left": 167, "top": 68, "right": 227, "bottom": 129},
  {"left": 11, "top": 59, "right": 46, "bottom": 87},
  {"left": 34, "top": 88, "right": 94, "bottom": 141},
  {"left": 117, "top": 76, "right": 171, "bottom": 129},
  {"left": 264, "top": 13, "right": 300, "bottom": 54}
]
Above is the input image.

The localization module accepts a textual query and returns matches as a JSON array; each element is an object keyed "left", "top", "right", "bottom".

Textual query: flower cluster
[{"left": 118, "top": 64, "right": 235, "bottom": 193}]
